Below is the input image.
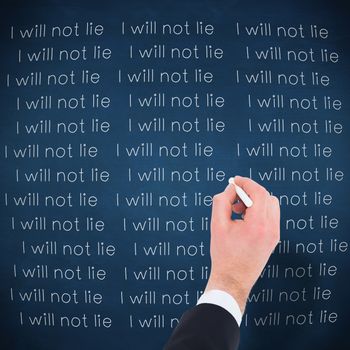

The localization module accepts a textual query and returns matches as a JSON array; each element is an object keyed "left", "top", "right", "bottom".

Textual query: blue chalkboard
[{"left": 0, "top": 0, "right": 349, "bottom": 349}]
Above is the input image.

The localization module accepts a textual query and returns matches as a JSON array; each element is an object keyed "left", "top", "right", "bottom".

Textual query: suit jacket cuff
[{"left": 197, "top": 289, "right": 242, "bottom": 325}]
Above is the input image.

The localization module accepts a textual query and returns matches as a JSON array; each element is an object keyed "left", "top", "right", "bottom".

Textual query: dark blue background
[{"left": 0, "top": 0, "right": 349, "bottom": 349}]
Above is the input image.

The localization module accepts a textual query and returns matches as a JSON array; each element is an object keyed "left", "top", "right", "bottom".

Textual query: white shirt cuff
[{"left": 196, "top": 289, "right": 242, "bottom": 326}]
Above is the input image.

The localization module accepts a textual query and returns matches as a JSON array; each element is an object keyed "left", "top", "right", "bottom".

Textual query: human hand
[{"left": 205, "top": 176, "right": 280, "bottom": 313}]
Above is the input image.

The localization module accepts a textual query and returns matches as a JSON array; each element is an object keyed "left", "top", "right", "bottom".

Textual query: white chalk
[{"left": 228, "top": 177, "right": 253, "bottom": 208}]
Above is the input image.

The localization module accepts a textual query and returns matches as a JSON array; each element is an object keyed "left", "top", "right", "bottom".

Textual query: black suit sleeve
[{"left": 164, "top": 303, "right": 240, "bottom": 350}]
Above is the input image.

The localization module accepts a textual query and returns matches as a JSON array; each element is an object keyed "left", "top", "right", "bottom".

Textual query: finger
[
  {"left": 211, "top": 183, "right": 238, "bottom": 225},
  {"left": 232, "top": 201, "right": 246, "bottom": 214},
  {"left": 233, "top": 176, "right": 269, "bottom": 201},
  {"left": 233, "top": 176, "right": 269, "bottom": 221}
]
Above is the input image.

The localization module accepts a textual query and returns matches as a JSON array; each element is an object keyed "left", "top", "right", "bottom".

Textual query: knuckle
[
  {"left": 212, "top": 192, "right": 223, "bottom": 202},
  {"left": 256, "top": 186, "right": 268, "bottom": 198},
  {"left": 271, "top": 195, "right": 280, "bottom": 206}
]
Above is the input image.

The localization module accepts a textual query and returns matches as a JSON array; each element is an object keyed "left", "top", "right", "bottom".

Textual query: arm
[
  {"left": 205, "top": 175, "right": 280, "bottom": 314},
  {"left": 164, "top": 176, "right": 280, "bottom": 350}
]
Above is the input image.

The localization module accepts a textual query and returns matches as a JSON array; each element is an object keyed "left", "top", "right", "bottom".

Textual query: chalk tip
[{"left": 228, "top": 177, "right": 235, "bottom": 185}]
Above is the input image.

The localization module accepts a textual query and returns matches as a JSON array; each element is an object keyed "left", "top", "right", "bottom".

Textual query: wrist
[{"left": 205, "top": 274, "right": 250, "bottom": 314}]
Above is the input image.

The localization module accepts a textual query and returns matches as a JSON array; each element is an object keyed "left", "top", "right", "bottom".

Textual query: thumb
[{"left": 211, "top": 183, "right": 238, "bottom": 226}]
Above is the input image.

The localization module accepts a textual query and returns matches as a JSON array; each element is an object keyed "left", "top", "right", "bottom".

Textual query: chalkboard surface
[{"left": 1, "top": 0, "right": 349, "bottom": 349}]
